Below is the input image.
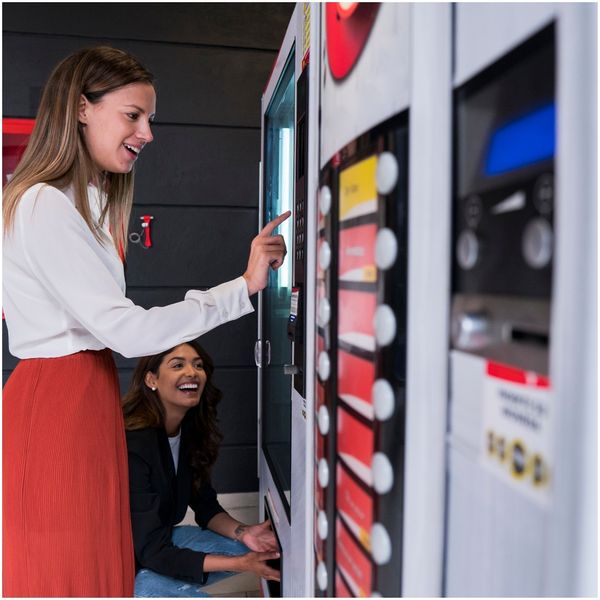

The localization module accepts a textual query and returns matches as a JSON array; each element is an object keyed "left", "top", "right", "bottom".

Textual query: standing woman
[{"left": 2, "top": 46, "right": 287, "bottom": 597}]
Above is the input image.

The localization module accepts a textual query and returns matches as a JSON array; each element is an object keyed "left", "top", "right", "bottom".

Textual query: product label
[
  {"left": 336, "top": 517, "right": 372, "bottom": 597},
  {"left": 337, "top": 406, "right": 373, "bottom": 487},
  {"left": 339, "top": 223, "right": 377, "bottom": 283},
  {"left": 338, "top": 349, "right": 375, "bottom": 420},
  {"left": 337, "top": 462, "right": 373, "bottom": 551},
  {"left": 482, "top": 360, "right": 553, "bottom": 506},
  {"left": 338, "top": 289, "right": 376, "bottom": 353},
  {"left": 339, "top": 155, "right": 378, "bottom": 222}
]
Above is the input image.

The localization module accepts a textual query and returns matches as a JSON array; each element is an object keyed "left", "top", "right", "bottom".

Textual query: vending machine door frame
[{"left": 258, "top": 3, "right": 320, "bottom": 596}]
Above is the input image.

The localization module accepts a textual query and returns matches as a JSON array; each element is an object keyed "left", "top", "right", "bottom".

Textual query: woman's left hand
[{"left": 238, "top": 520, "right": 278, "bottom": 552}]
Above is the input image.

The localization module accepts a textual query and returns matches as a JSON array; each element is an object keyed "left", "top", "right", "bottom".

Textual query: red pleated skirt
[{"left": 3, "top": 349, "right": 134, "bottom": 597}]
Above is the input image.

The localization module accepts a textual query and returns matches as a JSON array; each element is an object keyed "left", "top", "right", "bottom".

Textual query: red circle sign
[{"left": 326, "top": 2, "right": 380, "bottom": 81}]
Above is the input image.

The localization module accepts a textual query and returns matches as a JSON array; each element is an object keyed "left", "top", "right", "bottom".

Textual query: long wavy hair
[
  {"left": 3, "top": 46, "right": 155, "bottom": 256},
  {"left": 122, "top": 341, "right": 224, "bottom": 493}
]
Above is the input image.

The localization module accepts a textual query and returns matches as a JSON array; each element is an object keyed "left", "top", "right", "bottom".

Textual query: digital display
[{"left": 485, "top": 103, "right": 555, "bottom": 175}]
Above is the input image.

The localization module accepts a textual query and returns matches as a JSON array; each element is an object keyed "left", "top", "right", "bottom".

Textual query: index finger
[{"left": 260, "top": 211, "right": 291, "bottom": 237}]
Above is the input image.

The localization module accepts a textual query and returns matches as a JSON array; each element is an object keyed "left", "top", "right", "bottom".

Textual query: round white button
[
  {"left": 318, "top": 351, "right": 331, "bottom": 381},
  {"left": 319, "top": 241, "right": 332, "bottom": 271},
  {"left": 371, "top": 523, "right": 392, "bottom": 565},
  {"left": 318, "top": 405, "right": 330, "bottom": 436},
  {"left": 316, "top": 561, "right": 328, "bottom": 591},
  {"left": 318, "top": 458, "right": 329, "bottom": 488},
  {"left": 374, "top": 305, "right": 396, "bottom": 347},
  {"left": 376, "top": 152, "right": 399, "bottom": 195},
  {"left": 372, "top": 379, "right": 395, "bottom": 421},
  {"left": 372, "top": 452, "right": 394, "bottom": 494},
  {"left": 456, "top": 230, "right": 479, "bottom": 270},
  {"left": 317, "top": 510, "right": 328, "bottom": 540},
  {"left": 318, "top": 297, "right": 331, "bottom": 327},
  {"left": 522, "top": 218, "right": 553, "bottom": 269},
  {"left": 319, "top": 186, "right": 332, "bottom": 217},
  {"left": 375, "top": 228, "right": 398, "bottom": 270}
]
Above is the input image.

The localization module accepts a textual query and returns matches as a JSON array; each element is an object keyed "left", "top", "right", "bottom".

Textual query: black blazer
[{"left": 126, "top": 424, "right": 225, "bottom": 584}]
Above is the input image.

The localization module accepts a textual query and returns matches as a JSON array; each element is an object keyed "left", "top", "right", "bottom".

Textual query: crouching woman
[{"left": 122, "top": 340, "right": 280, "bottom": 597}]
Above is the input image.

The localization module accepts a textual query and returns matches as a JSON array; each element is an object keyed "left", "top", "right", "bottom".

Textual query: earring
[{"left": 149, "top": 385, "right": 157, "bottom": 391}]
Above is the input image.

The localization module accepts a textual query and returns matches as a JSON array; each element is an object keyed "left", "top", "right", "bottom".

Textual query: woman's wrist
[
  {"left": 233, "top": 523, "right": 248, "bottom": 542},
  {"left": 203, "top": 553, "right": 243, "bottom": 573}
]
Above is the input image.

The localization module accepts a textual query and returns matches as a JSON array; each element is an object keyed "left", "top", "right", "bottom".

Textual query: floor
[{"left": 179, "top": 492, "right": 262, "bottom": 598}]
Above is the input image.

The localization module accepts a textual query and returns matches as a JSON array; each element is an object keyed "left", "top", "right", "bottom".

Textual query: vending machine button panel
[
  {"left": 374, "top": 305, "right": 396, "bottom": 347},
  {"left": 372, "top": 452, "right": 394, "bottom": 494},
  {"left": 376, "top": 151, "right": 399, "bottom": 194},
  {"left": 319, "top": 185, "right": 332, "bottom": 216},
  {"left": 522, "top": 218, "right": 553, "bottom": 269},
  {"left": 317, "top": 510, "right": 329, "bottom": 540},
  {"left": 372, "top": 379, "right": 395, "bottom": 421},
  {"left": 371, "top": 523, "right": 392, "bottom": 565},
  {"left": 375, "top": 228, "right": 398, "bottom": 270},
  {"left": 318, "top": 405, "right": 331, "bottom": 435}
]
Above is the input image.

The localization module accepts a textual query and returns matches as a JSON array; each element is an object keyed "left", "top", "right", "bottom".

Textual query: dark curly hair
[{"left": 122, "top": 340, "right": 223, "bottom": 494}]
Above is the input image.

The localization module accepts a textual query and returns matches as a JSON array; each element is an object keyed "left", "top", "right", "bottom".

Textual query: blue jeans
[{"left": 134, "top": 526, "right": 250, "bottom": 597}]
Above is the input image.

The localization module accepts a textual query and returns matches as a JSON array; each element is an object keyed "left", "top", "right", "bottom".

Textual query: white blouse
[{"left": 2, "top": 183, "right": 254, "bottom": 359}]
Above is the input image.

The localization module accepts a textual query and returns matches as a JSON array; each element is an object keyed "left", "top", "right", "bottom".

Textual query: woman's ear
[
  {"left": 144, "top": 372, "right": 157, "bottom": 391},
  {"left": 78, "top": 94, "right": 89, "bottom": 125}
]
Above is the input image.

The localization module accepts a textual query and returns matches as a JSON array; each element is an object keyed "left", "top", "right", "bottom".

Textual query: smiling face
[
  {"left": 79, "top": 82, "right": 156, "bottom": 174},
  {"left": 145, "top": 344, "right": 207, "bottom": 423}
]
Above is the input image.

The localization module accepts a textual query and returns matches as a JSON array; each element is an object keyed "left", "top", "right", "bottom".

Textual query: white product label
[{"left": 481, "top": 361, "right": 553, "bottom": 507}]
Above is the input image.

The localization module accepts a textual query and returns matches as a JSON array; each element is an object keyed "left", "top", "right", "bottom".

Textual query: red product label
[
  {"left": 338, "top": 289, "right": 376, "bottom": 343},
  {"left": 337, "top": 407, "right": 374, "bottom": 486},
  {"left": 337, "top": 462, "right": 373, "bottom": 551},
  {"left": 338, "top": 349, "right": 375, "bottom": 419},
  {"left": 314, "top": 506, "right": 325, "bottom": 559},
  {"left": 336, "top": 517, "right": 372, "bottom": 596},
  {"left": 317, "top": 330, "right": 326, "bottom": 355},
  {"left": 317, "top": 239, "right": 326, "bottom": 280},
  {"left": 3, "top": 118, "right": 35, "bottom": 187},
  {"left": 339, "top": 224, "right": 377, "bottom": 283},
  {"left": 487, "top": 360, "right": 550, "bottom": 388},
  {"left": 316, "top": 430, "right": 325, "bottom": 463},
  {"left": 336, "top": 569, "right": 353, "bottom": 598},
  {"left": 315, "top": 466, "right": 324, "bottom": 511}
]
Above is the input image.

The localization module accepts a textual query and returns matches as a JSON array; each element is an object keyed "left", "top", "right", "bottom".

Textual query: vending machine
[
  {"left": 257, "top": 3, "right": 320, "bottom": 596},
  {"left": 445, "top": 3, "right": 597, "bottom": 596},
  {"left": 313, "top": 4, "right": 412, "bottom": 597}
]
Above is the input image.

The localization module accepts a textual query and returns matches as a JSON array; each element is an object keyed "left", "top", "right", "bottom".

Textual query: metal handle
[
  {"left": 254, "top": 340, "right": 262, "bottom": 367},
  {"left": 284, "top": 364, "right": 300, "bottom": 375},
  {"left": 265, "top": 340, "right": 271, "bottom": 366}
]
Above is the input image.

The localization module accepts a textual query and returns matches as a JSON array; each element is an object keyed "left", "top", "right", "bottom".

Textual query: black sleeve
[
  {"left": 189, "top": 478, "right": 226, "bottom": 529},
  {"left": 128, "top": 449, "right": 208, "bottom": 584}
]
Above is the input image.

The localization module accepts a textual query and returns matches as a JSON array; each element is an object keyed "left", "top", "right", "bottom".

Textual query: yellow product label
[
  {"left": 363, "top": 265, "right": 377, "bottom": 282},
  {"left": 339, "top": 155, "right": 378, "bottom": 222},
  {"left": 303, "top": 3, "right": 310, "bottom": 58},
  {"left": 358, "top": 528, "right": 371, "bottom": 551}
]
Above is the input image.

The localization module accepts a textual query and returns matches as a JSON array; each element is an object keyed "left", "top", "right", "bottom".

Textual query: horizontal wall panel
[
  {"left": 3, "top": 322, "right": 18, "bottom": 371},
  {"left": 3, "top": 3, "right": 294, "bottom": 51},
  {"left": 116, "top": 366, "right": 257, "bottom": 446},
  {"left": 3, "top": 34, "right": 274, "bottom": 126},
  {"left": 133, "top": 124, "right": 260, "bottom": 208},
  {"left": 126, "top": 206, "right": 257, "bottom": 287},
  {"left": 213, "top": 446, "right": 258, "bottom": 493}
]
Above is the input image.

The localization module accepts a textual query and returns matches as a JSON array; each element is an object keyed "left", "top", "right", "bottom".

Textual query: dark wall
[{"left": 2, "top": 2, "right": 294, "bottom": 493}]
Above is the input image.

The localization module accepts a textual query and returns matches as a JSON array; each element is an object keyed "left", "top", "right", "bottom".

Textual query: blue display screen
[{"left": 485, "top": 103, "right": 555, "bottom": 175}]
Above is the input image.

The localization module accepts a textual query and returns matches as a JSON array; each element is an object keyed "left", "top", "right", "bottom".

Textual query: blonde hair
[{"left": 3, "top": 46, "right": 154, "bottom": 256}]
